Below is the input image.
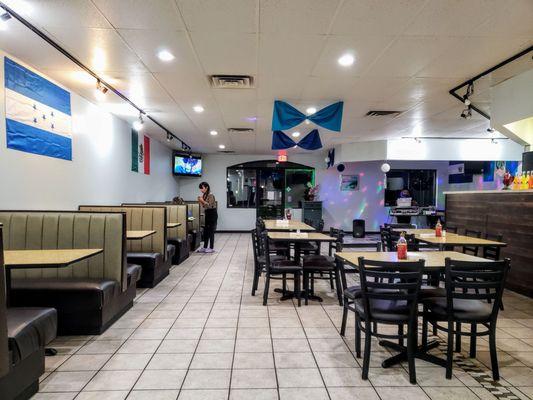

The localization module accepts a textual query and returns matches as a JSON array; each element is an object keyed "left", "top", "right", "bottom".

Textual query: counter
[{"left": 445, "top": 191, "right": 533, "bottom": 297}]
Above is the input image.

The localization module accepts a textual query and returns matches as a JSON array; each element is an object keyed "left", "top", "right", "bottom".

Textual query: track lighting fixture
[
  {"left": 0, "top": 11, "right": 11, "bottom": 22},
  {"left": 166, "top": 132, "right": 173, "bottom": 142},
  {"left": 96, "top": 80, "right": 108, "bottom": 94},
  {"left": 460, "top": 106, "right": 472, "bottom": 119},
  {"left": 491, "top": 138, "right": 497, "bottom": 144},
  {"left": 414, "top": 137, "right": 421, "bottom": 143},
  {"left": 132, "top": 113, "right": 144, "bottom": 131},
  {"left": 487, "top": 128, "right": 495, "bottom": 133}
]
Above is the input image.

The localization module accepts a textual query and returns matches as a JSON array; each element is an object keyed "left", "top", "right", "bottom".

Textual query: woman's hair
[{"left": 199, "top": 182, "right": 210, "bottom": 200}]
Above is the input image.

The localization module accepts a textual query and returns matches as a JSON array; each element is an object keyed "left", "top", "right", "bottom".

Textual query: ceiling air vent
[
  {"left": 218, "top": 150, "right": 235, "bottom": 153},
  {"left": 365, "top": 110, "right": 403, "bottom": 117},
  {"left": 228, "top": 128, "right": 254, "bottom": 134},
  {"left": 209, "top": 75, "right": 254, "bottom": 89}
]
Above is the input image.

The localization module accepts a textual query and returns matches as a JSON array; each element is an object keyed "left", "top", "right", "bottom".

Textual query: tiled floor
[{"left": 34, "top": 233, "right": 533, "bottom": 400}]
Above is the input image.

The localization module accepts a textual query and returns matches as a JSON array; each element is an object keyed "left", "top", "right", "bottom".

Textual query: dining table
[
  {"left": 263, "top": 219, "right": 315, "bottom": 232},
  {"left": 334, "top": 250, "right": 494, "bottom": 369},
  {"left": 167, "top": 222, "right": 181, "bottom": 228},
  {"left": 3, "top": 247, "right": 104, "bottom": 354},
  {"left": 126, "top": 230, "right": 156, "bottom": 240}
]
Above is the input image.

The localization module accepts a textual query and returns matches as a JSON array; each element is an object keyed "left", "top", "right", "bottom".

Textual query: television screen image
[{"left": 174, "top": 155, "right": 202, "bottom": 176}]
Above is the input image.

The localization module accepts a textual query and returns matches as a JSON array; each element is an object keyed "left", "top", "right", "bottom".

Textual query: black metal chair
[
  {"left": 463, "top": 229, "right": 482, "bottom": 256},
  {"left": 260, "top": 231, "right": 302, "bottom": 307},
  {"left": 256, "top": 218, "right": 290, "bottom": 257},
  {"left": 445, "top": 225, "right": 458, "bottom": 234},
  {"left": 422, "top": 258, "right": 510, "bottom": 380},
  {"left": 301, "top": 219, "right": 325, "bottom": 255},
  {"left": 483, "top": 233, "right": 503, "bottom": 260},
  {"left": 380, "top": 226, "right": 394, "bottom": 251},
  {"left": 354, "top": 257, "right": 425, "bottom": 384},
  {"left": 251, "top": 229, "right": 287, "bottom": 296},
  {"left": 302, "top": 239, "right": 343, "bottom": 305}
]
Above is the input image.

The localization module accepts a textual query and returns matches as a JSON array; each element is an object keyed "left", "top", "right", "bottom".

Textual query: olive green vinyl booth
[
  {"left": 0, "top": 211, "right": 137, "bottom": 336},
  {"left": 79, "top": 206, "right": 170, "bottom": 288}
]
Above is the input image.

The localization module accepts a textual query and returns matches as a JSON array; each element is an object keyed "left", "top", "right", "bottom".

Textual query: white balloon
[{"left": 381, "top": 163, "right": 391, "bottom": 173}]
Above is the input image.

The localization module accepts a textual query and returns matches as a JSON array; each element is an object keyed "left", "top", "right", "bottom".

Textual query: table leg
[
  {"left": 5, "top": 267, "right": 12, "bottom": 307},
  {"left": 379, "top": 338, "right": 444, "bottom": 368}
]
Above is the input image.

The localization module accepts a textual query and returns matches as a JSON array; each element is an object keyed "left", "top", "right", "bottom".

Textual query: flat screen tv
[{"left": 173, "top": 154, "right": 202, "bottom": 176}]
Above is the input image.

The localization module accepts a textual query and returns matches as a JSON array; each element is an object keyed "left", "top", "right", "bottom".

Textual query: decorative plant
[{"left": 304, "top": 182, "right": 320, "bottom": 201}]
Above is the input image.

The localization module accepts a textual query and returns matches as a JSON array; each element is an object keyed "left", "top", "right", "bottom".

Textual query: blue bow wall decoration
[
  {"left": 272, "top": 100, "right": 344, "bottom": 132},
  {"left": 271, "top": 129, "right": 323, "bottom": 151}
]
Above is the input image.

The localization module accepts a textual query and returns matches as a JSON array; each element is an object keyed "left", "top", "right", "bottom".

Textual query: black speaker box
[{"left": 352, "top": 219, "right": 365, "bottom": 238}]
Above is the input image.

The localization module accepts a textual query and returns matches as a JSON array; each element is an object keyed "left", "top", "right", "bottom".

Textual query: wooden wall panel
[{"left": 445, "top": 191, "right": 533, "bottom": 297}]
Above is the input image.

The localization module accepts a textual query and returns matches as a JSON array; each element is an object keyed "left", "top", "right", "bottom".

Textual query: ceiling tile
[
  {"left": 472, "top": 0, "right": 533, "bottom": 38},
  {"left": 92, "top": 0, "right": 185, "bottom": 30},
  {"left": 260, "top": 0, "right": 341, "bottom": 34},
  {"left": 178, "top": 0, "right": 258, "bottom": 33},
  {"left": 256, "top": 75, "right": 306, "bottom": 101},
  {"left": 190, "top": 31, "right": 257, "bottom": 75},
  {"left": 331, "top": 0, "right": 426, "bottom": 36}
]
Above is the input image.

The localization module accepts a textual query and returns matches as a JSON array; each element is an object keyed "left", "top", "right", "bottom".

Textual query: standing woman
[{"left": 197, "top": 182, "right": 218, "bottom": 253}]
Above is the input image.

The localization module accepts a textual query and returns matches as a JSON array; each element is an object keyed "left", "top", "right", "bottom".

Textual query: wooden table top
[
  {"left": 392, "top": 228, "right": 437, "bottom": 235},
  {"left": 335, "top": 251, "right": 491, "bottom": 270},
  {"left": 268, "top": 232, "right": 335, "bottom": 242},
  {"left": 415, "top": 234, "right": 506, "bottom": 247},
  {"left": 4, "top": 248, "right": 103, "bottom": 268},
  {"left": 167, "top": 222, "right": 182, "bottom": 228},
  {"left": 264, "top": 219, "right": 315, "bottom": 231},
  {"left": 126, "top": 230, "right": 156, "bottom": 240}
]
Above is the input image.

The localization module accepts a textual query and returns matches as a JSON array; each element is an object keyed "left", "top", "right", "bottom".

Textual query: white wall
[
  {"left": 0, "top": 52, "right": 179, "bottom": 209},
  {"left": 178, "top": 153, "right": 325, "bottom": 230}
]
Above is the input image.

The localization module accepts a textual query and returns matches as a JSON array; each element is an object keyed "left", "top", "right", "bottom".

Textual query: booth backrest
[
  {"left": 0, "top": 225, "right": 9, "bottom": 378},
  {"left": 185, "top": 202, "right": 200, "bottom": 232},
  {"left": 78, "top": 206, "right": 167, "bottom": 259},
  {"left": 0, "top": 212, "right": 127, "bottom": 291},
  {"left": 122, "top": 204, "right": 186, "bottom": 241}
]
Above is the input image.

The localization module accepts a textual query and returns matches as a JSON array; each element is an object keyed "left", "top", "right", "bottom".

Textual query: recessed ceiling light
[
  {"left": 291, "top": 131, "right": 301, "bottom": 138},
  {"left": 210, "top": 130, "right": 218, "bottom": 136},
  {"left": 193, "top": 105, "right": 204, "bottom": 113},
  {"left": 218, "top": 144, "right": 225, "bottom": 149},
  {"left": 338, "top": 53, "right": 355, "bottom": 67},
  {"left": 157, "top": 50, "right": 175, "bottom": 62},
  {"left": 306, "top": 107, "right": 317, "bottom": 115}
]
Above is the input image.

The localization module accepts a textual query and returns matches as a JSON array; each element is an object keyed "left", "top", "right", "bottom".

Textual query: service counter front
[{"left": 445, "top": 190, "right": 533, "bottom": 297}]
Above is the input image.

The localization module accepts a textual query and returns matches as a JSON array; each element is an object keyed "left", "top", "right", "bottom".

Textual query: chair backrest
[
  {"left": 380, "top": 227, "right": 393, "bottom": 252},
  {"left": 328, "top": 228, "right": 344, "bottom": 255},
  {"left": 123, "top": 203, "right": 187, "bottom": 241},
  {"left": 78, "top": 206, "right": 167, "bottom": 260},
  {"left": 0, "top": 225, "right": 9, "bottom": 378},
  {"left": 256, "top": 218, "right": 266, "bottom": 233},
  {"left": 445, "top": 225, "right": 458, "bottom": 234},
  {"left": 404, "top": 233, "right": 419, "bottom": 251},
  {"left": 358, "top": 257, "right": 425, "bottom": 322},
  {"left": 444, "top": 258, "right": 510, "bottom": 321},
  {"left": 0, "top": 211, "right": 127, "bottom": 291},
  {"left": 483, "top": 233, "right": 503, "bottom": 260},
  {"left": 259, "top": 231, "right": 275, "bottom": 272},
  {"left": 463, "top": 229, "right": 482, "bottom": 255}
]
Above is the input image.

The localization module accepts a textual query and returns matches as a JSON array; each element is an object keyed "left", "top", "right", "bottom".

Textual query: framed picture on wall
[{"left": 340, "top": 175, "right": 359, "bottom": 191}]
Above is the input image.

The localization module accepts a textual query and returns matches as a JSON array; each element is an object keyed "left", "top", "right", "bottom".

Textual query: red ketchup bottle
[
  {"left": 435, "top": 219, "right": 442, "bottom": 237},
  {"left": 397, "top": 233, "right": 408, "bottom": 260}
]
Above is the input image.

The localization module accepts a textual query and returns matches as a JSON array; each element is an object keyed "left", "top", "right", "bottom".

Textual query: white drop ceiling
[{"left": 0, "top": 0, "right": 531, "bottom": 154}]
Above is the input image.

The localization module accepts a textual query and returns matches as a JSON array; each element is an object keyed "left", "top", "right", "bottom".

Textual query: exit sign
[{"left": 278, "top": 154, "right": 288, "bottom": 162}]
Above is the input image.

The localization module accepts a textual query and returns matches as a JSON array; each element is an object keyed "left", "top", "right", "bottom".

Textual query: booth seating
[
  {"left": 125, "top": 203, "right": 189, "bottom": 265},
  {"left": 79, "top": 206, "right": 171, "bottom": 288},
  {"left": 0, "top": 212, "right": 137, "bottom": 336},
  {"left": 185, "top": 202, "right": 202, "bottom": 251},
  {"left": 0, "top": 225, "right": 58, "bottom": 400}
]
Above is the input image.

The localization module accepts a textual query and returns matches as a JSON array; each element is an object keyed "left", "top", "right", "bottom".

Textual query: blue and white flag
[{"left": 4, "top": 57, "right": 72, "bottom": 160}]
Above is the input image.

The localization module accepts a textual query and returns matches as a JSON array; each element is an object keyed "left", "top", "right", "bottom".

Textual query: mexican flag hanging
[{"left": 131, "top": 129, "right": 150, "bottom": 174}]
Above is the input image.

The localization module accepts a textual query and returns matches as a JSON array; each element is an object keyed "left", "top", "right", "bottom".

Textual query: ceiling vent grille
[
  {"left": 209, "top": 75, "right": 254, "bottom": 89},
  {"left": 228, "top": 128, "right": 254, "bottom": 134},
  {"left": 365, "top": 110, "right": 403, "bottom": 117},
  {"left": 218, "top": 150, "right": 235, "bottom": 153}
]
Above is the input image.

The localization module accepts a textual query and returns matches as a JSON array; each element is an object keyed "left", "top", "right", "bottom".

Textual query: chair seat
[
  {"left": 270, "top": 260, "right": 302, "bottom": 274},
  {"left": 7, "top": 307, "right": 57, "bottom": 363},
  {"left": 302, "top": 263, "right": 335, "bottom": 271},
  {"left": 269, "top": 241, "right": 289, "bottom": 251},
  {"left": 300, "top": 242, "right": 318, "bottom": 252},
  {"left": 355, "top": 297, "right": 410, "bottom": 322},
  {"left": 257, "top": 255, "right": 286, "bottom": 265},
  {"left": 419, "top": 286, "right": 446, "bottom": 299},
  {"left": 302, "top": 255, "right": 335, "bottom": 265},
  {"left": 344, "top": 285, "right": 361, "bottom": 300},
  {"left": 423, "top": 297, "right": 493, "bottom": 321}
]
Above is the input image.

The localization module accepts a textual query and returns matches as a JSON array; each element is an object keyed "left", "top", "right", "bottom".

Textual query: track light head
[
  {"left": 96, "top": 80, "right": 108, "bottom": 94},
  {"left": 0, "top": 12, "right": 11, "bottom": 22},
  {"left": 487, "top": 128, "right": 495, "bottom": 133},
  {"left": 460, "top": 106, "right": 472, "bottom": 119},
  {"left": 132, "top": 113, "right": 144, "bottom": 131},
  {"left": 166, "top": 132, "right": 173, "bottom": 142}
]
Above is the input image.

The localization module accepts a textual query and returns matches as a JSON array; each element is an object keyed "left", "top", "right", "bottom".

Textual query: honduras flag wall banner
[
  {"left": 131, "top": 129, "right": 151, "bottom": 175},
  {"left": 4, "top": 57, "right": 72, "bottom": 160}
]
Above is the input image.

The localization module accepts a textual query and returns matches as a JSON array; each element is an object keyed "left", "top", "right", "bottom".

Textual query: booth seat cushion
[
  {"left": 7, "top": 307, "right": 57, "bottom": 364},
  {"left": 127, "top": 264, "right": 142, "bottom": 284},
  {"left": 168, "top": 238, "right": 189, "bottom": 264},
  {"left": 167, "top": 244, "right": 176, "bottom": 260},
  {"left": 11, "top": 279, "right": 119, "bottom": 311}
]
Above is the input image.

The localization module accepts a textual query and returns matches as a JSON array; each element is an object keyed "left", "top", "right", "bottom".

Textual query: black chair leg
[
  {"left": 329, "top": 272, "right": 334, "bottom": 290},
  {"left": 340, "top": 302, "right": 348, "bottom": 336},
  {"left": 303, "top": 271, "right": 309, "bottom": 305},
  {"left": 398, "top": 325, "right": 404, "bottom": 347},
  {"left": 362, "top": 321, "right": 372, "bottom": 380},
  {"left": 282, "top": 273, "right": 287, "bottom": 294},
  {"left": 469, "top": 324, "right": 477, "bottom": 358},
  {"left": 334, "top": 270, "right": 343, "bottom": 306},
  {"left": 355, "top": 315, "right": 361, "bottom": 358},
  {"left": 407, "top": 322, "right": 417, "bottom": 384},
  {"left": 455, "top": 322, "right": 462, "bottom": 352},
  {"left": 294, "top": 273, "right": 301, "bottom": 307},
  {"left": 263, "top": 274, "right": 270, "bottom": 306},
  {"left": 252, "top": 265, "right": 260, "bottom": 296},
  {"left": 446, "top": 320, "right": 454, "bottom": 379},
  {"left": 422, "top": 307, "right": 428, "bottom": 348},
  {"left": 489, "top": 324, "right": 499, "bottom": 381}
]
